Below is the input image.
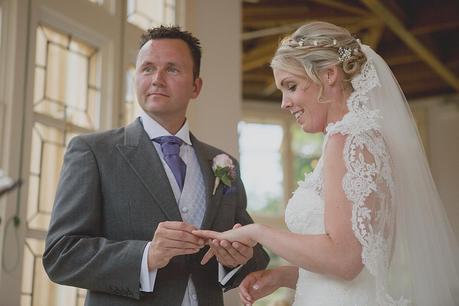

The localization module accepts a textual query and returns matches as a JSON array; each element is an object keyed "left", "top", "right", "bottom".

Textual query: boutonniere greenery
[{"left": 212, "top": 154, "right": 236, "bottom": 195}]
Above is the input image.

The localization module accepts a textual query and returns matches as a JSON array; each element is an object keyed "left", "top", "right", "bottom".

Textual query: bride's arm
[
  {"left": 251, "top": 134, "right": 363, "bottom": 280},
  {"left": 196, "top": 134, "right": 364, "bottom": 280}
]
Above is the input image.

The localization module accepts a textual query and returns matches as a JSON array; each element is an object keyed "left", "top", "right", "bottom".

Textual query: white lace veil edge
[{"left": 361, "top": 44, "right": 459, "bottom": 306}]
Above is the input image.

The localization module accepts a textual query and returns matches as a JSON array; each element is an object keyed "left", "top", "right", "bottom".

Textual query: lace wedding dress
[{"left": 285, "top": 59, "right": 400, "bottom": 306}]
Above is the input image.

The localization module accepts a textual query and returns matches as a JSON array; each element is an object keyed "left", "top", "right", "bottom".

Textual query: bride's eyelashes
[{"left": 287, "top": 83, "right": 297, "bottom": 92}]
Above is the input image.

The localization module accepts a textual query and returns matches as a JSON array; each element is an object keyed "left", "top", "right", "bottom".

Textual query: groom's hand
[
  {"left": 148, "top": 221, "right": 205, "bottom": 270},
  {"left": 210, "top": 239, "right": 254, "bottom": 268},
  {"left": 201, "top": 224, "right": 253, "bottom": 268}
]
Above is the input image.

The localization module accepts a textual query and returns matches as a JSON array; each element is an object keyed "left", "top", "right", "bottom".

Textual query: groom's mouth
[{"left": 148, "top": 92, "right": 169, "bottom": 97}]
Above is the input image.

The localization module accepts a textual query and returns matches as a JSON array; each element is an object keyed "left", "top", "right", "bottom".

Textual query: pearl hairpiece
[{"left": 288, "top": 36, "right": 358, "bottom": 63}]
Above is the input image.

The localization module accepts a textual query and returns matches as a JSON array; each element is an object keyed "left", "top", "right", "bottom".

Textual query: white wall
[{"left": 179, "top": 0, "right": 242, "bottom": 159}]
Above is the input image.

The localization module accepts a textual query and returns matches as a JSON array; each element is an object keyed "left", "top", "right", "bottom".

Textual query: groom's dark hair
[{"left": 139, "top": 25, "right": 202, "bottom": 79}]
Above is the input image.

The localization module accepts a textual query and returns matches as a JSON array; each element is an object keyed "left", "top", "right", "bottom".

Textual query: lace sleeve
[
  {"left": 331, "top": 128, "right": 408, "bottom": 305},
  {"left": 340, "top": 129, "right": 395, "bottom": 275}
]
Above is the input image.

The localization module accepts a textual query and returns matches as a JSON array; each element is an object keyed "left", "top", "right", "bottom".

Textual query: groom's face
[{"left": 135, "top": 39, "right": 202, "bottom": 129}]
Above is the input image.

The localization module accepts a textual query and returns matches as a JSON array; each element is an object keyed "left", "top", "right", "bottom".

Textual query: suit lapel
[
  {"left": 116, "top": 119, "right": 182, "bottom": 221},
  {"left": 191, "top": 134, "right": 223, "bottom": 230}
]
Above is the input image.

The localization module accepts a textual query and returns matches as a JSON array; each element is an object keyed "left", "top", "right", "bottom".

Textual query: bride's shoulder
[
  {"left": 326, "top": 111, "right": 382, "bottom": 138},
  {"left": 324, "top": 127, "right": 387, "bottom": 167}
]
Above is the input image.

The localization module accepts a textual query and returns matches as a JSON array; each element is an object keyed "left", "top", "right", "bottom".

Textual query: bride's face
[{"left": 273, "top": 68, "right": 329, "bottom": 133}]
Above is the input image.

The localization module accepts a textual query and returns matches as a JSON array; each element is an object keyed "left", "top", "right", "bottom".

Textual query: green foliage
[{"left": 214, "top": 166, "right": 232, "bottom": 187}]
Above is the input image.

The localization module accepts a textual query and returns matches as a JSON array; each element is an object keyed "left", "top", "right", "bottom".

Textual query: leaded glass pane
[
  {"left": 27, "top": 123, "right": 67, "bottom": 231},
  {"left": 290, "top": 125, "right": 323, "bottom": 184},
  {"left": 238, "top": 121, "right": 284, "bottom": 215},
  {"left": 127, "top": 0, "right": 176, "bottom": 30},
  {"left": 35, "top": 25, "right": 47, "bottom": 67},
  {"left": 88, "top": 0, "right": 104, "bottom": 6},
  {"left": 122, "top": 66, "right": 141, "bottom": 125},
  {"left": 33, "top": 25, "right": 100, "bottom": 130},
  {"left": 21, "top": 239, "right": 78, "bottom": 306}
]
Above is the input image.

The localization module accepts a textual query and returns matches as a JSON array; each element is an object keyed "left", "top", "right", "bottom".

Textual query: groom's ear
[{"left": 191, "top": 77, "right": 203, "bottom": 99}]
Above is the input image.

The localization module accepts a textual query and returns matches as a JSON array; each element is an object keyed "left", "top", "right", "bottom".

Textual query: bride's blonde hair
[{"left": 271, "top": 21, "right": 367, "bottom": 99}]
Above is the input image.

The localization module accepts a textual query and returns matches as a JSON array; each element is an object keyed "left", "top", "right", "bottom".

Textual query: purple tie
[{"left": 153, "top": 136, "right": 187, "bottom": 191}]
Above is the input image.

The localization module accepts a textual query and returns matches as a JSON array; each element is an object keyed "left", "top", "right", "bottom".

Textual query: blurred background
[{"left": 0, "top": 1, "right": 457, "bottom": 305}]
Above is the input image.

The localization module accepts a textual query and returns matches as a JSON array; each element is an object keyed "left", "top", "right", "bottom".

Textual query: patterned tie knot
[{"left": 153, "top": 136, "right": 183, "bottom": 155}]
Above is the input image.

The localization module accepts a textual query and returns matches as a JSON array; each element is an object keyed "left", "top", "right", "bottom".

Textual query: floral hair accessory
[
  {"left": 338, "top": 46, "right": 353, "bottom": 62},
  {"left": 212, "top": 154, "right": 236, "bottom": 195}
]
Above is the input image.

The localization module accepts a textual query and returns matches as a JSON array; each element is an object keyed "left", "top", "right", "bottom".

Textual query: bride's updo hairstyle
[{"left": 271, "top": 21, "right": 366, "bottom": 98}]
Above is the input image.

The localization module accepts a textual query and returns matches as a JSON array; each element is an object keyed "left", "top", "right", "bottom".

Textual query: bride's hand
[
  {"left": 192, "top": 224, "right": 257, "bottom": 248},
  {"left": 239, "top": 269, "right": 281, "bottom": 305}
]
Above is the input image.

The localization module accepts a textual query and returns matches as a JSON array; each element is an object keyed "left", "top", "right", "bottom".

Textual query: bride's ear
[{"left": 320, "top": 66, "right": 339, "bottom": 87}]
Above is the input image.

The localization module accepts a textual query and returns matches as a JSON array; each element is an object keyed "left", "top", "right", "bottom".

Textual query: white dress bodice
[{"left": 285, "top": 150, "right": 377, "bottom": 306}]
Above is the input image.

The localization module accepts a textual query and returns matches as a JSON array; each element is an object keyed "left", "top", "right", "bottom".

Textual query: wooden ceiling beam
[
  {"left": 243, "top": 73, "right": 272, "bottom": 82},
  {"left": 309, "top": 0, "right": 369, "bottom": 16},
  {"left": 244, "top": 39, "right": 279, "bottom": 62},
  {"left": 411, "top": 20, "right": 459, "bottom": 35},
  {"left": 244, "top": 16, "right": 363, "bottom": 29},
  {"left": 361, "top": 22, "right": 385, "bottom": 49},
  {"left": 385, "top": 54, "right": 419, "bottom": 66},
  {"left": 243, "top": 39, "right": 279, "bottom": 72},
  {"left": 242, "top": 21, "right": 305, "bottom": 41},
  {"left": 243, "top": 54, "right": 274, "bottom": 72},
  {"left": 243, "top": 6, "right": 310, "bottom": 19},
  {"left": 346, "top": 17, "right": 380, "bottom": 33},
  {"left": 410, "top": 2, "right": 459, "bottom": 35},
  {"left": 360, "top": 0, "right": 459, "bottom": 92},
  {"left": 263, "top": 80, "right": 278, "bottom": 96},
  {"left": 401, "top": 79, "right": 452, "bottom": 95}
]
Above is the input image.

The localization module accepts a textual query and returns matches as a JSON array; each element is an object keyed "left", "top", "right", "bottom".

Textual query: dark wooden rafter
[
  {"left": 360, "top": 0, "right": 459, "bottom": 91},
  {"left": 242, "top": 0, "right": 459, "bottom": 101}
]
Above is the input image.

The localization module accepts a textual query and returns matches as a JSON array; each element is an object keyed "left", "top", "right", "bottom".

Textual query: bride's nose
[{"left": 281, "top": 96, "right": 292, "bottom": 110}]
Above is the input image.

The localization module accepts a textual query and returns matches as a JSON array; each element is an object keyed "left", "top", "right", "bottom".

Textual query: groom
[{"left": 43, "top": 26, "right": 269, "bottom": 306}]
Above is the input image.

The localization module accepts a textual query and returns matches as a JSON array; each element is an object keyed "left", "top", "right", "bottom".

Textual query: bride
[{"left": 194, "top": 21, "right": 459, "bottom": 305}]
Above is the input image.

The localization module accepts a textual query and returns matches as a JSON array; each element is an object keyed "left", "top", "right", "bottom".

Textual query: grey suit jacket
[{"left": 43, "top": 119, "right": 269, "bottom": 306}]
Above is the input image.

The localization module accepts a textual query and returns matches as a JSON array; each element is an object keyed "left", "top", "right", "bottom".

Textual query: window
[
  {"left": 239, "top": 103, "right": 324, "bottom": 305},
  {"left": 22, "top": 24, "right": 101, "bottom": 306},
  {"left": 122, "top": 0, "right": 178, "bottom": 125},
  {"left": 239, "top": 121, "right": 284, "bottom": 216},
  {"left": 121, "top": 65, "right": 142, "bottom": 125},
  {"left": 127, "top": 0, "right": 175, "bottom": 30},
  {"left": 14, "top": 1, "right": 178, "bottom": 305}
]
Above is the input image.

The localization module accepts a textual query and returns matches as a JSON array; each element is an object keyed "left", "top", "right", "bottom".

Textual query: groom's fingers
[
  {"left": 161, "top": 221, "right": 199, "bottom": 236},
  {"left": 217, "top": 240, "right": 253, "bottom": 266},
  {"left": 192, "top": 229, "right": 221, "bottom": 240},
  {"left": 155, "top": 222, "right": 205, "bottom": 246},
  {"left": 232, "top": 241, "right": 253, "bottom": 259},
  {"left": 162, "top": 228, "right": 205, "bottom": 246},
  {"left": 209, "top": 240, "right": 236, "bottom": 267}
]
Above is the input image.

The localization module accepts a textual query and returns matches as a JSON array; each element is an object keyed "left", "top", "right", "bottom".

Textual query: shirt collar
[{"left": 139, "top": 111, "right": 192, "bottom": 145}]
